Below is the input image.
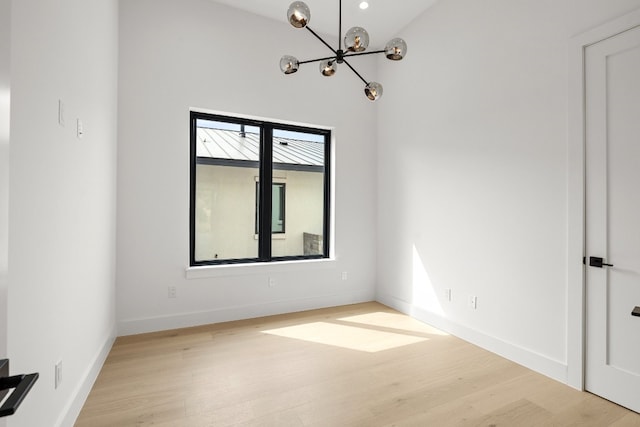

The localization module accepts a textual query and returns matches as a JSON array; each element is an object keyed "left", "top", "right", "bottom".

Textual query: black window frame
[{"left": 190, "top": 111, "right": 331, "bottom": 266}]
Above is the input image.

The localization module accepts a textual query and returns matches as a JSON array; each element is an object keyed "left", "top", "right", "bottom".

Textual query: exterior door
[{"left": 585, "top": 24, "right": 640, "bottom": 413}]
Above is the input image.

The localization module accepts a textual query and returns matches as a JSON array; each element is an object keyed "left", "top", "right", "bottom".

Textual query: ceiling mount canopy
[{"left": 279, "top": 0, "right": 407, "bottom": 102}]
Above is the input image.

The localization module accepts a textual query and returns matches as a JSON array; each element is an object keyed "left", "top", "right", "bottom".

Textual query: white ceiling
[{"left": 209, "top": 0, "right": 439, "bottom": 47}]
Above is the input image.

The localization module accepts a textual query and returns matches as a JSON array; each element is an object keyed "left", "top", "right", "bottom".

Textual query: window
[{"left": 190, "top": 112, "right": 330, "bottom": 265}]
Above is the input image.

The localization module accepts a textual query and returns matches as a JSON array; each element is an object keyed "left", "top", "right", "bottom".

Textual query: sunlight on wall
[
  {"left": 412, "top": 245, "right": 445, "bottom": 316},
  {"left": 0, "top": 87, "right": 8, "bottom": 143},
  {"left": 262, "top": 321, "right": 428, "bottom": 353}
]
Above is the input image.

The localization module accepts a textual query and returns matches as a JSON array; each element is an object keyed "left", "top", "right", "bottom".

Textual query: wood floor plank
[
  {"left": 468, "top": 399, "right": 554, "bottom": 426},
  {"left": 75, "top": 302, "right": 640, "bottom": 426}
]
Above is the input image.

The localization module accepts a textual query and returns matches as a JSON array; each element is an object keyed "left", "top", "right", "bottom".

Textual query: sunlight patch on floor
[
  {"left": 262, "top": 321, "right": 428, "bottom": 353},
  {"left": 338, "top": 311, "right": 449, "bottom": 336}
]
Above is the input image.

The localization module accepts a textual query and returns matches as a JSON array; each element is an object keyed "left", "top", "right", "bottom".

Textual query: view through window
[{"left": 190, "top": 112, "right": 330, "bottom": 265}]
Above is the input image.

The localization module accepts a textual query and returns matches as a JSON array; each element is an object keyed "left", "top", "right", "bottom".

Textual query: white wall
[
  {"left": 117, "top": 0, "right": 378, "bottom": 335},
  {"left": 376, "top": 0, "right": 640, "bottom": 385},
  {"left": 7, "top": 0, "right": 118, "bottom": 425}
]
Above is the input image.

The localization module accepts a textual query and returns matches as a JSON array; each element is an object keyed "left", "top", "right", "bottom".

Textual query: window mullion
[
  {"left": 322, "top": 132, "right": 331, "bottom": 258},
  {"left": 258, "top": 126, "right": 274, "bottom": 261}
]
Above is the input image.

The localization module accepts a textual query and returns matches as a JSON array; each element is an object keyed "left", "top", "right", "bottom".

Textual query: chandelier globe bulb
[{"left": 287, "top": 2, "right": 311, "bottom": 28}]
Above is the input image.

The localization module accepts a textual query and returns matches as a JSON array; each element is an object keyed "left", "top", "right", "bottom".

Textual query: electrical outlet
[
  {"left": 341, "top": 271, "right": 348, "bottom": 281},
  {"left": 168, "top": 286, "right": 177, "bottom": 298},
  {"left": 469, "top": 295, "right": 478, "bottom": 309},
  {"left": 444, "top": 288, "right": 452, "bottom": 302},
  {"left": 55, "top": 360, "right": 62, "bottom": 389}
]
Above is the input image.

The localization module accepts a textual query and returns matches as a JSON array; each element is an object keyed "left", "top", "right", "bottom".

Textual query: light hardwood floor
[{"left": 75, "top": 302, "right": 640, "bottom": 426}]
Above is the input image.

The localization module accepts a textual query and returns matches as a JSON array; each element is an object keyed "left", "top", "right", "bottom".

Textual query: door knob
[{"left": 589, "top": 256, "right": 614, "bottom": 268}]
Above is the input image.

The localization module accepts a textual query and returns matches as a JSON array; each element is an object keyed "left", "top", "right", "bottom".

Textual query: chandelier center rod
[{"left": 338, "top": 0, "right": 342, "bottom": 51}]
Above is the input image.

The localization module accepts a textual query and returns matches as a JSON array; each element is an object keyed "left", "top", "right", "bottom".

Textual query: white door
[{"left": 585, "top": 24, "right": 640, "bottom": 413}]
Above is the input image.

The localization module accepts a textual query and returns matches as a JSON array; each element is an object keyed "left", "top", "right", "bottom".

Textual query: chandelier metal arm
[
  {"left": 298, "top": 56, "right": 338, "bottom": 65},
  {"left": 305, "top": 26, "right": 338, "bottom": 56},
  {"left": 343, "top": 49, "right": 386, "bottom": 58},
  {"left": 298, "top": 54, "right": 370, "bottom": 85},
  {"left": 298, "top": 49, "right": 387, "bottom": 66},
  {"left": 341, "top": 58, "right": 369, "bottom": 86}
]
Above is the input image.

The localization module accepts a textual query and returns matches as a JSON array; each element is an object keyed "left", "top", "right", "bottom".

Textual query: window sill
[{"left": 185, "top": 258, "right": 336, "bottom": 279}]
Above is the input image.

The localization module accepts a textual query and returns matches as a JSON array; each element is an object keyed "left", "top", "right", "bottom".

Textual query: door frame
[
  {"left": 568, "top": 7, "right": 640, "bottom": 390},
  {"left": 0, "top": 1, "right": 8, "bottom": 426}
]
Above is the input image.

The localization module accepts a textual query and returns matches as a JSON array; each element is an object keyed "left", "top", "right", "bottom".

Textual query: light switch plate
[
  {"left": 58, "top": 100, "right": 65, "bottom": 126},
  {"left": 77, "top": 119, "right": 84, "bottom": 139}
]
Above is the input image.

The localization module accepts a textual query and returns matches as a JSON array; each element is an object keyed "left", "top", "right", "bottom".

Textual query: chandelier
[{"left": 279, "top": 1, "right": 407, "bottom": 102}]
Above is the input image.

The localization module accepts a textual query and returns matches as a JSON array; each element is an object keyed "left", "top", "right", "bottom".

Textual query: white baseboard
[
  {"left": 56, "top": 326, "right": 116, "bottom": 427},
  {"left": 376, "top": 292, "right": 568, "bottom": 385},
  {"left": 118, "top": 289, "right": 375, "bottom": 336}
]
